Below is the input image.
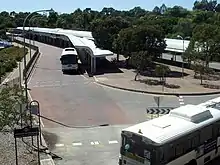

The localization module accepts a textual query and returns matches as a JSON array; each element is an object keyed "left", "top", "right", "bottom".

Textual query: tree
[
  {"left": 192, "top": 23, "right": 220, "bottom": 67},
  {"left": 165, "top": 6, "right": 190, "bottom": 17},
  {"left": 115, "top": 25, "right": 166, "bottom": 80},
  {"left": 116, "top": 25, "right": 166, "bottom": 60},
  {"left": 160, "top": 4, "right": 168, "bottom": 14},
  {"left": 192, "top": 59, "right": 206, "bottom": 84},
  {"left": 155, "top": 64, "right": 170, "bottom": 84},
  {"left": 193, "top": 0, "right": 217, "bottom": 11},
  {"left": 173, "top": 18, "right": 194, "bottom": 37},
  {"left": 152, "top": 6, "right": 161, "bottom": 14},
  {"left": 131, "top": 51, "right": 151, "bottom": 81},
  {"left": 90, "top": 17, "right": 129, "bottom": 60},
  {"left": 184, "top": 39, "right": 199, "bottom": 66},
  {"left": 0, "top": 85, "right": 26, "bottom": 131}
]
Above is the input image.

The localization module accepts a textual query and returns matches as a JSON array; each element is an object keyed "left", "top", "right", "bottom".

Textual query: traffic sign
[
  {"left": 30, "top": 104, "right": 39, "bottom": 115},
  {"left": 154, "top": 96, "right": 162, "bottom": 108},
  {"left": 14, "top": 126, "right": 39, "bottom": 138}
]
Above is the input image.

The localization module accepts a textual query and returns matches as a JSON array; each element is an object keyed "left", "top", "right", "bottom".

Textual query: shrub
[
  {"left": 140, "top": 79, "right": 162, "bottom": 85},
  {"left": 164, "top": 83, "right": 181, "bottom": 89},
  {"left": 203, "top": 84, "right": 220, "bottom": 89},
  {"left": 0, "top": 46, "right": 28, "bottom": 76}
]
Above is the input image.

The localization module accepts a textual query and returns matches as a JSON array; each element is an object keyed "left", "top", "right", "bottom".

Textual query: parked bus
[
  {"left": 119, "top": 102, "right": 220, "bottom": 165},
  {"left": 60, "top": 47, "right": 79, "bottom": 73}
]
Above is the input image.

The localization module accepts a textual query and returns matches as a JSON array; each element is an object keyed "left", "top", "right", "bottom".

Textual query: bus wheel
[{"left": 188, "top": 159, "right": 197, "bottom": 165}]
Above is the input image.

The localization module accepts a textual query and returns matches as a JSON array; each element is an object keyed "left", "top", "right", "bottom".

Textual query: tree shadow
[
  {"left": 134, "top": 69, "right": 189, "bottom": 78},
  {"left": 114, "top": 60, "right": 135, "bottom": 70},
  {"left": 92, "top": 59, "right": 124, "bottom": 75},
  {"left": 42, "top": 130, "right": 59, "bottom": 150}
]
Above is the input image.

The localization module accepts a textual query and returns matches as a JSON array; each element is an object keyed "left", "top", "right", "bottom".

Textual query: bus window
[
  {"left": 191, "top": 134, "right": 200, "bottom": 148},
  {"left": 175, "top": 143, "right": 184, "bottom": 157},
  {"left": 121, "top": 134, "right": 151, "bottom": 163},
  {"left": 200, "top": 125, "right": 212, "bottom": 143},
  {"left": 60, "top": 55, "right": 77, "bottom": 65},
  {"left": 164, "top": 144, "right": 175, "bottom": 161}
]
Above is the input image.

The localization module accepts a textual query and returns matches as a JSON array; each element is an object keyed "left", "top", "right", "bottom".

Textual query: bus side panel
[
  {"left": 167, "top": 151, "right": 196, "bottom": 165},
  {"left": 121, "top": 156, "right": 149, "bottom": 165},
  {"left": 197, "top": 149, "right": 220, "bottom": 165}
]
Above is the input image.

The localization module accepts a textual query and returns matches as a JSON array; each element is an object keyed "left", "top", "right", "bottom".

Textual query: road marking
[
  {"left": 80, "top": 74, "right": 88, "bottom": 80},
  {"left": 55, "top": 143, "right": 64, "bottom": 147},
  {"left": 179, "top": 96, "right": 184, "bottom": 106},
  {"left": 91, "top": 141, "right": 99, "bottom": 145},
  {"left": 72, "top": 142, "right": 82, "bottom": 146},
  {"left": 108, "top": 140, "right": 118, "bottom": 144}
]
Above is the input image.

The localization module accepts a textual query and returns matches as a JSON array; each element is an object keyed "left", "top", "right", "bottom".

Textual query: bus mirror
[{"left": 125, "top": 144, "right": 130, "bottom": 151}]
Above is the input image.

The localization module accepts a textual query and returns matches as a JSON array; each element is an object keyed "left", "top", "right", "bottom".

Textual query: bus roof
[
  {"left": 122, "top": 103, "right": 220, "bottom": 145},
  {"left": 62, "top": 47, "right": 78, "bottom": 56}
]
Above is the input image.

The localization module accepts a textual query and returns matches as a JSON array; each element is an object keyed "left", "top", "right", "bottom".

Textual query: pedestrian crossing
[
  {"left": 54, "top": 140, "right": 119, "bottom": 148},
  {"left": 179, "top": 96, "right": 185, "bottom": 106},
  {"left": 29, "top": 79, "right": 93, "bottom": 88}
]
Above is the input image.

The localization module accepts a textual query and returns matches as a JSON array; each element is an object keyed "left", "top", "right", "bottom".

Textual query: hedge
[{"left": 0, "top": 46, "right": 28, "bottom": 79}]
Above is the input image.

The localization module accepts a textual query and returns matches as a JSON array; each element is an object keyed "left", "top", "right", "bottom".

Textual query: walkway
[{"left": 94, "top": 62, "right": 220, "bottom": 96}]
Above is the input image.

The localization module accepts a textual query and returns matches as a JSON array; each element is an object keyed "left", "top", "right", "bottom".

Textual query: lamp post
[
  {"left": 28, "top": 15, "right": 43, "bottom": 58},
  {"left": 177, "top": 35, "right": 190, "bottom": 78},
  {"left": 22, "top": 8, "right": 54, "bottom": 112}
]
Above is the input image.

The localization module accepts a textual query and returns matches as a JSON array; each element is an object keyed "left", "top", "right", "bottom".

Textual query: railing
[{"left": 13, "top": 38, "right": 40, "bottom": 80}]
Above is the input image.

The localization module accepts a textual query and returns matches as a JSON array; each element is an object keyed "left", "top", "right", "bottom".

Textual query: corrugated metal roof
[
  {"left": 165, "top": 38, "right": 190, "bottom": 52},
  {"left": 16, "top": 27, "right": 113, "bottom": 57}
]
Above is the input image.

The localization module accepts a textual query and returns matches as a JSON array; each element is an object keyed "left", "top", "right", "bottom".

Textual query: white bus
[
  {"left": 119, "top": 102, "right": 220, "bottom": 165},
  {"left": 60, "top": 47, "right": 80, "bottom": 73}
]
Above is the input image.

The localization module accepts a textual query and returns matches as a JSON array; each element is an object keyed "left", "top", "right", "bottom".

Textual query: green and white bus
[{"left": 119, "top": 101, "right": 220, "bottom": 165}]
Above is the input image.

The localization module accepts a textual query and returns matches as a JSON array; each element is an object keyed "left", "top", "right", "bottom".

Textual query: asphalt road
[
  {"left": 24, "top": 39, "right": 220, "bottom": 165},
  {"left": 43, "top": 125, "right": 130, "bottom": 165}
]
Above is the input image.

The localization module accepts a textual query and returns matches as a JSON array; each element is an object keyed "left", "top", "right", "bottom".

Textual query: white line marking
[
  {"left": 91, "top": 141, "right": 99, "bottom": 145},
  {"left": 40, "top": 158, "right": 55, "bottom": 164},
  {"left": 93, "top": 76, "right": 98, "bottom": 82},
  {"left": 179, "top": 99, "right": 184, "bottom": 102},
  {"left": 179, "top": 96, "right": 183, "bottom": 99},
  {"left": 80, "top": 74, "right": 88, "bottom": 80},
  {"left": 55, "top": 143, "right": 64, "bottom": 147},
  {"left": 72, "top": 142, "right": 82, "bottom": 146},
  {"left": 109, "top": 140, "right": 118, "bottom": 144},
  {"left": 180, "top": 102, "right": 185, "bottom": 105}
]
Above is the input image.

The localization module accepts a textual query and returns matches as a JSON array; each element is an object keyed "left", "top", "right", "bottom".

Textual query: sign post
[
  {"left": 154, "top": 96, "right": 162, "bottom": 108},
  {"left": 14, "top": 126, "right": 40, "bottom": 165},
  {"left": 154, "top": 96, "right": 162, "bottom": 118}
]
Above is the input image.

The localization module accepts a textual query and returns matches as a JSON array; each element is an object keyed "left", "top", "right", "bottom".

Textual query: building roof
[
  {"left": 16, "top": 27, "right": 113, "bottom": 57},
  {"left": 165, "top": 38, "right": 190, "bottom": 53},
  {"left": 122, "top": 103, "right": 220, "bottom": 145}
]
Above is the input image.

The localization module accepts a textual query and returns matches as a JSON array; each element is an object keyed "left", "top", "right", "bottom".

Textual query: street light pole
[
  {"left": 22, "top": 8, "right": 54, "bottom": 118},
  {"left": 29, "top": 15, "right": 43, "bottom": 58},
  {"left": 177, "top": 35, "right": 185, "bottom": 78},
  {"left": 182, "top": 39, "right": 185, "bottom": 78}
]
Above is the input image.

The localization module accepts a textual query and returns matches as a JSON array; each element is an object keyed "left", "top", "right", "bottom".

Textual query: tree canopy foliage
[{"left": 1, "top": 0, "right": 220, "bottom": 81}]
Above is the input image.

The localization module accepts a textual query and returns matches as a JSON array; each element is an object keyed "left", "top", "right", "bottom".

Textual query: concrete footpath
[{"left": 95, "top": 57, "right": 220, "bottom": 96}]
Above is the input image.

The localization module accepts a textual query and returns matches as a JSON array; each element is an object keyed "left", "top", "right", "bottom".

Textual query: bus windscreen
[
  {"left": 121, "top": 134, "right": 151, "bottom": 163},
  {"left": 60, "top": 55, "right": 77, "bottom": 65}
]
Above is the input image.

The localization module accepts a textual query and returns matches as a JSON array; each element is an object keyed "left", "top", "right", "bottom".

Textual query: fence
[{"left": 13, "top": 38, "right": 40, "bottom": 81}]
